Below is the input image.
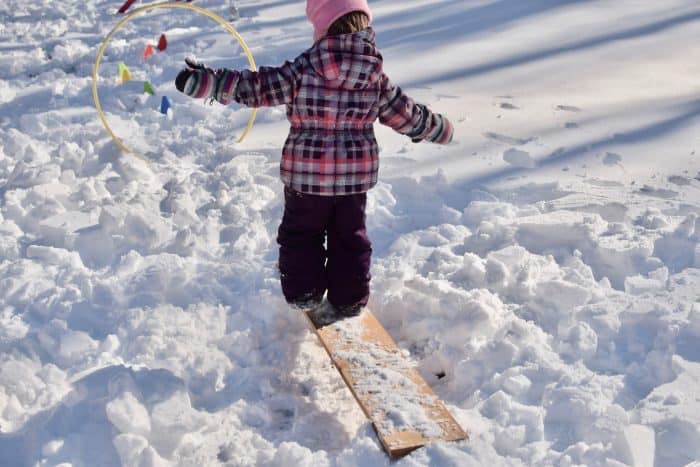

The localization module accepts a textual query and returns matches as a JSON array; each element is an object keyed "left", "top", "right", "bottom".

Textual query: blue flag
[{"left": 160, "top": 96, "right": 171, "bottom": 115}]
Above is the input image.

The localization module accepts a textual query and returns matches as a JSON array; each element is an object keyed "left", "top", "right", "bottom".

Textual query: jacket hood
[{"left": 308, "top": 28, "right": 382, "bottom": 90}]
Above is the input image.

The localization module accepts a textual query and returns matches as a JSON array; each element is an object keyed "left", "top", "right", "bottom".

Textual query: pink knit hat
[{"left": 306, "top": 0, "right": 373, "bottom": 42}]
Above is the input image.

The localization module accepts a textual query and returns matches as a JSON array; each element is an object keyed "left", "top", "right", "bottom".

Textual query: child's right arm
[
  {"left": 377, "top": 74, "right": 453, "bottom": 144},
  {"left": 175, "top": 57, "right": 303, "bottom": 108}
]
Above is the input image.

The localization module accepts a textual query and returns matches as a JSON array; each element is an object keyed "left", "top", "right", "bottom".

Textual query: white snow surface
[{"left": 1, "top": 0, "right": 699, "bottom": 466}]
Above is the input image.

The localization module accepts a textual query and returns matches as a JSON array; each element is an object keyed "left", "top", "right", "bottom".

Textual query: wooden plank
[{"left": 304, "top": 307, "right": 467, "bottom": 458}]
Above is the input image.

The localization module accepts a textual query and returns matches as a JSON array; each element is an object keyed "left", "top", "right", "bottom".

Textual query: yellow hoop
[{"left": 92, "top": 2, "right": 258, "bottom": 159}]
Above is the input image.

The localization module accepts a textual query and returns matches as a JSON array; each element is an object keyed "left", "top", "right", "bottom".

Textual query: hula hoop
[{"left": 92, "top": 2, "right": 258, "bottom": 158}]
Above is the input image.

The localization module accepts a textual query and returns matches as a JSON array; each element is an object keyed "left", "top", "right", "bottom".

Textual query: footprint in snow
[
  {"left": 555, "top": 104, "right": 582, "bottom": 112},
  {"left": 484, "top": 132, "right": 534, "bottom": 145},
  {"left": 668, "top": 175, "right": 691, "bottom": 186},
  {"left": 503, "top": 148, "right": 536, "bottom": 169},
  {"left": 584, "top": 178, "right": 624, "bottom": 188},
  {"left": 602, "top": 152, "right": 622, "bottom": 167},
  {"left": 637, "top": 185, "right": 678, "bottom": 199}
]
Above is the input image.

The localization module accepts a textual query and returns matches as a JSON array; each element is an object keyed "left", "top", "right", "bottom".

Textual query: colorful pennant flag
[
  {"left": 118, "top": 62, "right": 132, "bottom": 83},
  {"left": 157, "top": 34, "right": 167, "bottom": 52},
  {"left": 144, "top": 81, "right": 155, "bottom": 95},
  {"left": 143, "top": 44, "right": 155, "bottom": 59},
  {"left": 160, "top": 96, "right": 171, "bottom": 114}
]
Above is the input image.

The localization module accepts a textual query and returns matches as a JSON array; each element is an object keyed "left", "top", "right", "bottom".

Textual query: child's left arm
[
  {"left": 377, "top": 73, "right": 453, "bottom": 145},
  {"left": 175, "top": 56, "right": 304, "bottom": 108}
]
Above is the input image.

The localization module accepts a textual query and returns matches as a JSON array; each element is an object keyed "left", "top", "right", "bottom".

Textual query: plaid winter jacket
[{"left": 184, "top": 28, "right": 453, "bottom": 195}]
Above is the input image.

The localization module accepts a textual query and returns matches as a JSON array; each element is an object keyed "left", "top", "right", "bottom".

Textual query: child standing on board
[{"left": 175, "top": 0, "right": 453, "bottom": 318}]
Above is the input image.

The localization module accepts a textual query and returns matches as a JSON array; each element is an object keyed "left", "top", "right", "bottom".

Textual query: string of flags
[
  {"left": 112, "top": 0, "right": 197, "bottom": 116},
  {"left": 116, "top": 31, "right": 172, "bottom": 115},
  {"left": 117, "top": 62, "right": 171, "bottom": 115},
  {"left": 141, "top": 33, "right": 166, "bottom": 64}
]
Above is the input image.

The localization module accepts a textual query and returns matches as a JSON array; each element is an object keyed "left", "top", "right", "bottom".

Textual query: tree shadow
[
  {"left": 399, "top": 97, "right": 700, "bottom": 194},
  {"left": 237, "top": 0, "right": 299, "bottom": 18},
  {"left": 365, "top": 96, "right": 700, "bottom": 259},
  {"left": 465, "top": 98, "right": 700, "bottom": 188},
  {"left": 400, "top": 8, "right": 700, "bottom": 87},
  {"left": 376, "top": 0, "right": 587, "bottom": 52}
]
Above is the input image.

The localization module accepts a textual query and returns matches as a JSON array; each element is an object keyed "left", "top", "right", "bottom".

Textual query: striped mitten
[
  {"left": 175, "top": 58, "right": 217, "bottom": 100},
  {"left": 410, "top": 104, "right": 454, "bottom": 145}
]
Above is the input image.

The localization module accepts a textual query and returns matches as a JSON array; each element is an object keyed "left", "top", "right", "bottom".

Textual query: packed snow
[{"left": 1, "top": 0, "right": 699, "bottom": 466}]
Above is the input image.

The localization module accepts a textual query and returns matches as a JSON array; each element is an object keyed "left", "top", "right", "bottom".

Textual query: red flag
[
  {"left": 157, "top": 34, "right": 167, "bottom": 52},
  {"left": 117, "top": 0, "right": 136, "bottom": 14}
]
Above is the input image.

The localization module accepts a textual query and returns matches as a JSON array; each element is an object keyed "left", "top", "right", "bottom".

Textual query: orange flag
[{"left": 143, "top": 44, "right": 155, "bottom": 59}]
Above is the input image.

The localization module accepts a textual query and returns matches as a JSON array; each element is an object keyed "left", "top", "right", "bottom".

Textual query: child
[{"left": 175, "top": 0, "right": 453, "bottom": 317}]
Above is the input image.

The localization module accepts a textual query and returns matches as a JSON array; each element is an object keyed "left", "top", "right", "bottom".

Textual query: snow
[{"left": 1, "top": 0, "right": 699, "bottom": 466}]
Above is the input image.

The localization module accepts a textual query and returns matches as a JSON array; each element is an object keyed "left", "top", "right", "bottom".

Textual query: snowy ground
[{"left": 1, "top": 0, "right": 700, "bottom": 466}]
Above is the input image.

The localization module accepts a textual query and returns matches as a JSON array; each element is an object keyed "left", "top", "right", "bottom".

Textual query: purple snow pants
[{"left": 277, "top": 186, "right": 372, "bottom": 309}]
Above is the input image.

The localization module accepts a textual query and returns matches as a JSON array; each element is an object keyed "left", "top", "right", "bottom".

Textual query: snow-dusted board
[{"left": 304, "top": 308, "right": 467, "bottom": 458}]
